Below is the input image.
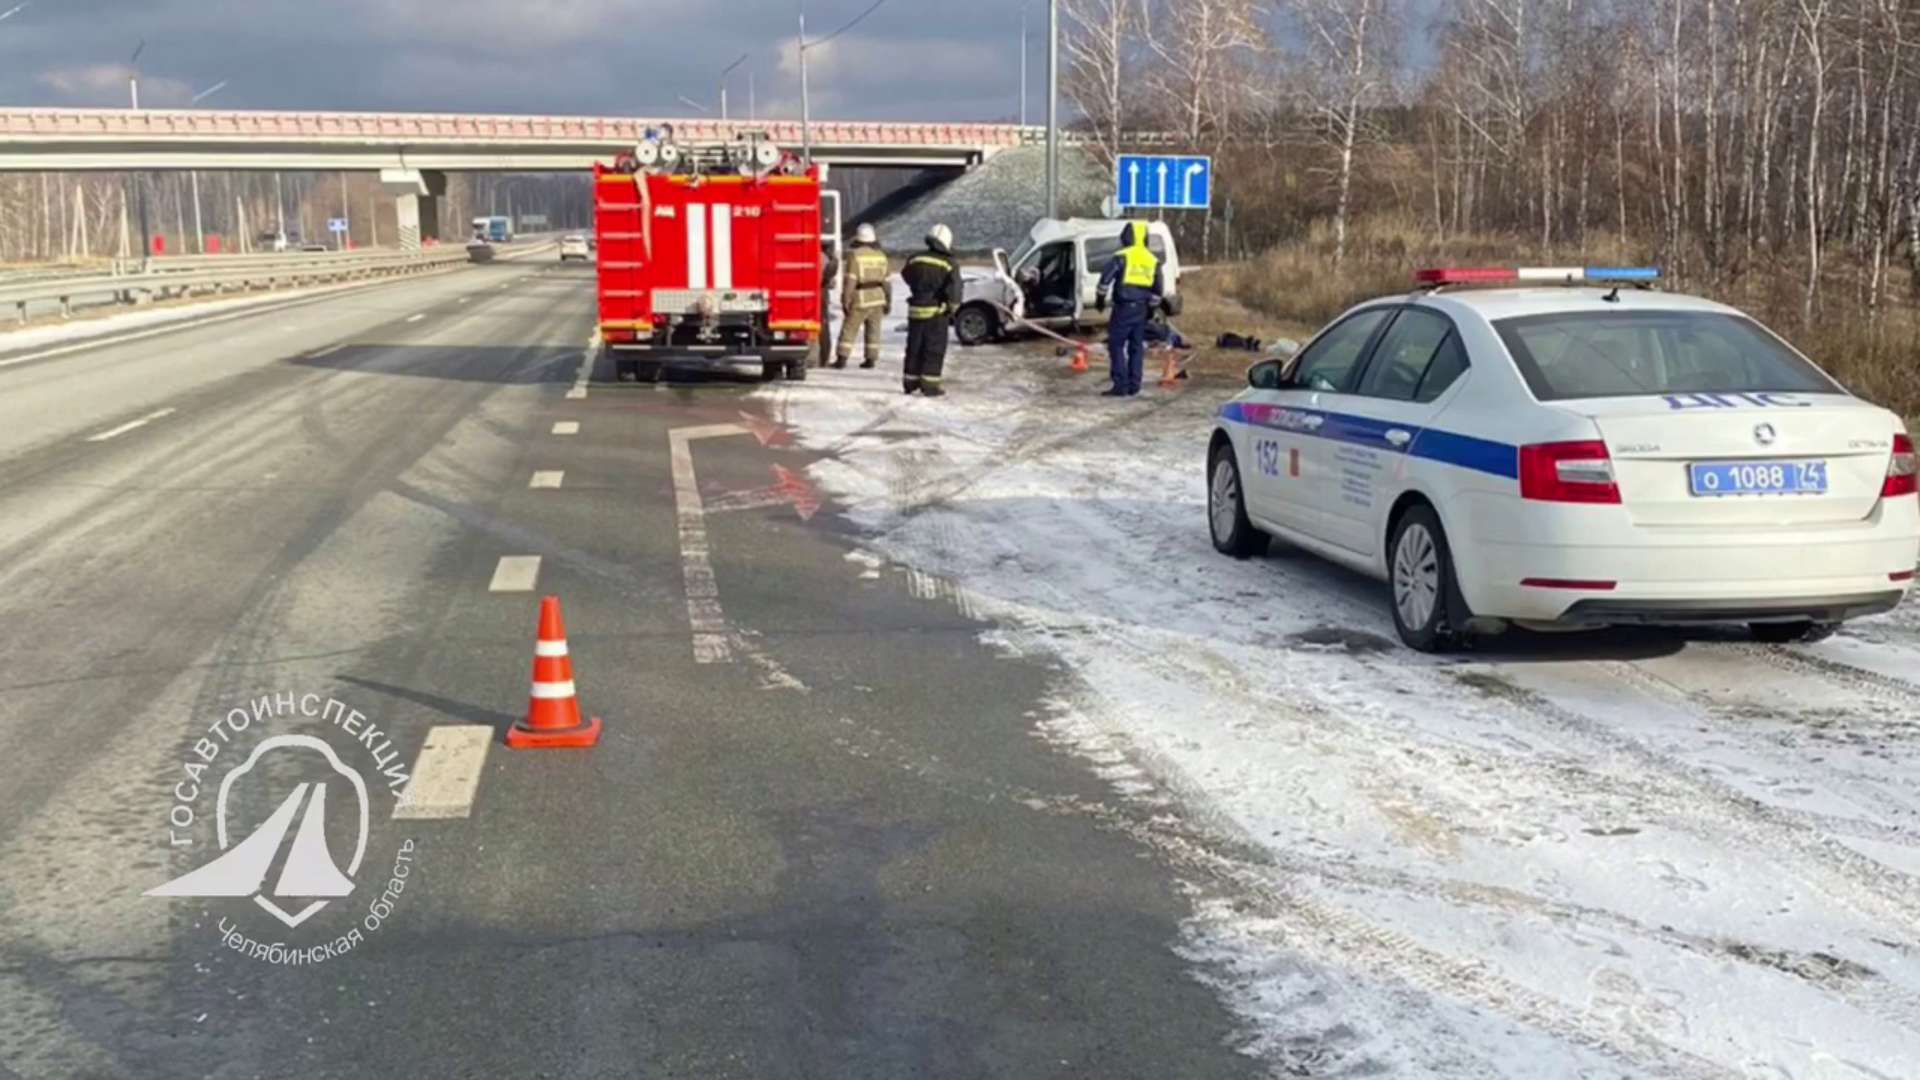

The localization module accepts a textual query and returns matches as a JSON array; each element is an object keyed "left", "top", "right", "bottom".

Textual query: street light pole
[
  {"left": 1020, "top": 1, "right": 1028, "bottom": 128},
  {"left": 128, "top": 40, "right": 153, "bottom": 268},
  {"left": 1046, "top": 0, "right": 1058, "bottom": 218},
  {"left": 719, "top": 53, "right": 748, "bottom": 123},
  {"left": 799, "top": 6, "right": 813, "bottom": 165},
  {"left": 189, "top": 80, "right": 226, "bottom": 254}
]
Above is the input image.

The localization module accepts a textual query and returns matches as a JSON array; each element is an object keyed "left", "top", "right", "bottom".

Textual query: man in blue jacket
[{"left": 1095, "top": 223, "right": 1164, "bottom": 397}]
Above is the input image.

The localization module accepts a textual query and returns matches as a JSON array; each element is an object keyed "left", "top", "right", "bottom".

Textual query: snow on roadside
[
  {"left": 0, "top": 287, "right": 349, "bottom": 355},
  {"left": 0, "top": 253, "right": 485, "bottom": 357},
  {"left": 764, "top": 338, "right": 1920, "bottom": 1078}
]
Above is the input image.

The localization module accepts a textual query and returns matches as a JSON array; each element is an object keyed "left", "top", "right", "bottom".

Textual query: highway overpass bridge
[{"left": 0, "top": 106, "right": 1043, "bottom": 247}]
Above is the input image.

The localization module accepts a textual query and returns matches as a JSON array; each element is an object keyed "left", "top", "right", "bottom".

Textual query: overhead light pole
[
  {"left": 1046, "top": 0, "right": 1058, "bottom": 218},
  {"left": 798, "top": 5, "right": 812, "bottom": 164},
  {"left": 188, "top": 80, "right": 226, "bottom": 253},
  {"left": 1020, "top": 0, "right": 1029, "bottom": 128},
  {"left": 128, "top": 40, "right": 153, "bottom": 269},
  {"left": 719, "top": 53, "right": 748, "bottom": 122}
]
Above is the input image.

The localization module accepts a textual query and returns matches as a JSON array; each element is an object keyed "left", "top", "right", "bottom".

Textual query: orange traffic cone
[
  {"left": 1070, "top": 345, "right": 1090, "bottom": 374},
  {"left": 506, "top": 596, "right": 604, "bottom": 749}
]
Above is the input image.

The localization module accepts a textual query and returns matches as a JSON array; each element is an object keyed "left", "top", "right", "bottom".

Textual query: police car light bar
[{"left": 1414, "top": 266, "right": 1662, "bottom": 286}]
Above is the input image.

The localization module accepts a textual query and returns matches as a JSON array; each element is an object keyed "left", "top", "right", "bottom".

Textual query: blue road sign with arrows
[{"left": 1116, "top": 154, "right": 1212, "bottom": 210}]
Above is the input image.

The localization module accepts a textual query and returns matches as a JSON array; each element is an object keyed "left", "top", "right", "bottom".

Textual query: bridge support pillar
[{"left": 381, "top": 168, "right": 445, "bottom": 250}]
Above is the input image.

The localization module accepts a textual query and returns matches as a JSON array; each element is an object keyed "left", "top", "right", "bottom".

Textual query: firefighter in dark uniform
[
  {"left": 900, "top": 224, "right": 961, "bottom": 397},
  {"left": 816, "top": 240, "right": 839, "bottom": 367},
  {"left": 1095, "top": 222, "right": 1164, "bottom": 397}
]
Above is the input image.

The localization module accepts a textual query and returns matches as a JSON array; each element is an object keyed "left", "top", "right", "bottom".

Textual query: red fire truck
[{"left": 594, "top": 132, "right": 828, "bottom": 383}]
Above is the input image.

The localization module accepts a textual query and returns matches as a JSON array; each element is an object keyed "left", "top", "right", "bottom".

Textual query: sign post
[{"left": 1114, "top": 154, "right": 1213, "bottom": 211}]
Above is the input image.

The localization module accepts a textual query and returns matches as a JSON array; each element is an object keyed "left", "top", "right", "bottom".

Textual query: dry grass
[
  {"left": 1188, "top": 213, "right": 1920, "bottom": 421},
  {"left": 1171, "top": 269, "right": 1320, "bottom": 382}
]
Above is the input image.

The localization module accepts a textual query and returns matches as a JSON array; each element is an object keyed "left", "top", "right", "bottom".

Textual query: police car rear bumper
[
  {"left": 1452, "top": 498, "right": 1919, "bottom": 625},
  {"left": 1557, "top": 592, "right": 1903, "bottom": 627}
]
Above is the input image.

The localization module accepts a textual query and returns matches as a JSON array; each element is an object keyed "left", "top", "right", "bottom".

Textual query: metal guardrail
[
  {"left": 2, "top": 246, "right": 472, "bottom": 324},
  {"left": 109, "top": 248, "right": 429, "bottom": 276}
]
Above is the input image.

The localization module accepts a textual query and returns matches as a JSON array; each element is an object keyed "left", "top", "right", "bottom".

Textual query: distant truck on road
[
  {"left": 593, "top": 131, "right": 831, "bottom": 383},
  {"left": 471, "top": 216, "right": 513, "bottom": 244}
]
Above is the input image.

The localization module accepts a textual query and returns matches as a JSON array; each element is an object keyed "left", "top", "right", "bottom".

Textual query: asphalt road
[{"left": 0, "top": 262, "right": 1259, "bottom": 1079}]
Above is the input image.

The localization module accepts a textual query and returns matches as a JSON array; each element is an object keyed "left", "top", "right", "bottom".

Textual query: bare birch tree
[{"left": 1288, "top": 0, "right": 1397, "bottom": 265}]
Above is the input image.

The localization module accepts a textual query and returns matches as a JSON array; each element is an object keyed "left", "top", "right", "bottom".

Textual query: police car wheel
[
  {"left": 1389, "top": 504, "right": 1460, "bottom": 653},
  {"left": 953, "top": 305, "right": 995, "bottom": 346},
  {"left": 1207, "top": 445, "right": 1266, "bottom": 558}
]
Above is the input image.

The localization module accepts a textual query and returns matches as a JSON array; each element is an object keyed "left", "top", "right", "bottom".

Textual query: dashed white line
[
  {"left": 307, "top": 344, "right": 343, "bottom": 359},
  {"left": 488, "top": 555, "right": 542, "bottom": 592},
  {"left": 529, "top": 470, "right": 565, "bottom": 489},
  {"left": 552, "top": 421, "right": 580, "bottom": 435},
  {"left": 85, "top": 407, "right": 176, "bottom": 443},
  {"left": 567, "top": 332, "right": 596, "bottom": 399},
  {"left": 457, "top": 297, "right": 470, "bottom": 304},
  {"left": 405, "top": 313, "right": 426, "bottom": 323},
  {"left": 392, "top": 725, "right": 492, "bottom": 820}
]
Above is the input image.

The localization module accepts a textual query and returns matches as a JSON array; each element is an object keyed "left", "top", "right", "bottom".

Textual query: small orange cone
[
  {"left": 1070, "top": 345, "right": 1090, "bottom": 374},
  {"left": 506, "top": 596, "right": 603, "bottom": 749}
]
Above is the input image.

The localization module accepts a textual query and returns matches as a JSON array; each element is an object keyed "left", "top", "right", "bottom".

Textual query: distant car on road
[
  {"left": 299, "top": 243, "right": 329, "bottom": 253},
  {"left": 955, "top": 218, "right": 1183, "bottom": 346},
  {"left": 559, "top": 235, "right": 592, "bottom": 262},
  {"left": 1208, "top": 266, "right": 1919, "bottom": 651}
]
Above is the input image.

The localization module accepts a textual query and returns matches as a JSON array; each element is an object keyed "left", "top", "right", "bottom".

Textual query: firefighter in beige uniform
[{"left": 834, "top": 224, "right": 891, "bottom": 369}]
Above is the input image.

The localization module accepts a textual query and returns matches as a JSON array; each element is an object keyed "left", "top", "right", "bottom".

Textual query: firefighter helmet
[
  {"left": 927, "top": 224, "right": 953, "bottom": 253},
  {"left": 855, "top": 223, "right": 877, "bottom": 245}
]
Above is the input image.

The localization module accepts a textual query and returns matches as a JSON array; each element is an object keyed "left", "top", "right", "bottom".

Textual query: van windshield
[{"left": 1493, "top": 310, "right": 1841, "bottom": 401}]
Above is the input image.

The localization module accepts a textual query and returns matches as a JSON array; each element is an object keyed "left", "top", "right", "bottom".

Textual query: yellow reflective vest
[{"left": 1121, "top": 227, "right": 1158, "bottom": 289}]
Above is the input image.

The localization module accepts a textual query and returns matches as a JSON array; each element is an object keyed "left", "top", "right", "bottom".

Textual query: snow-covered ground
[{"left": 761, "top": 332, "right": 1920, "bottom": 1078}]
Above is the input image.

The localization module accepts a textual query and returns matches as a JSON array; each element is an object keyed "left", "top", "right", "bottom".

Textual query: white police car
[{"left": 1207, "top": 267, "right": 1920, "bottom": 651}]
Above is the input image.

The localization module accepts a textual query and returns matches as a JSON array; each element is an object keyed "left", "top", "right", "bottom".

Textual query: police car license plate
[{"left": 1688, "top": 459, "right": 1828, "bottom": 497}]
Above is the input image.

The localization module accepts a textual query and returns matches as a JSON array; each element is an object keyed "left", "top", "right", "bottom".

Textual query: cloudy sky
[{"left": 0, "top": 0, "right": 1041, "bottom": 122}]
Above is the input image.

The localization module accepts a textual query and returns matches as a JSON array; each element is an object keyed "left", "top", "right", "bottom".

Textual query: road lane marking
[
  {"left": 392, "top": 725, "right": 492, "bottom": 820},
  {"left": 85, "top": 407, "right": 176, "bottom": 443},
  {"left": 668, "top": 423, "right": 806, "bottom": 689},
  {"left": 552, "top": 421, "right": 580, "bottom": 435},
  {"left": 529, "top": 470, "right": 564, "bottom": 489},
  {"left": 489, "top": 555, "right": 541, "bottom": 592},
  {"left": 567, "top": 332, "right": 595, "bottom": 399},
  {"left": 307, "top": 344, "right": 343, "bottom": 359},
  {"left": 405, "top": 313, "right": 426, "bottom": 323},
  {"left": 457, "top": 297, "right": 470, "bottom": 304}
]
